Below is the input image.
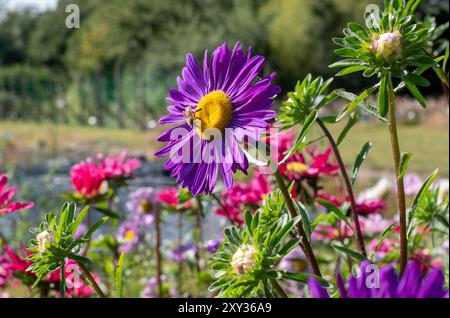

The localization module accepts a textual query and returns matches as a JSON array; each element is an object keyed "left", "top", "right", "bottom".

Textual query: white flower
[{"left": 230, "top": 244, "right": 257, "bottom": 274}]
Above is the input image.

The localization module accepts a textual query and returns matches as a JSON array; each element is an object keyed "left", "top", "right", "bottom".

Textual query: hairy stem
[
  {"left": 271, "top": 279, "right": 289, "bottom": 298},
  {"left": 274, "top": 169, "right": 322, "bottom": 277},
  {"left": 387, "top": 75, "right": 408, "bottom": 275},
  {"left": 77, "top": 262, "right": 106, "bottom": 298},
  {"left": 60, "top": 261, "right": 66, "bottom": 298},
  {"left": 316, "top": 118, "right": 367, "bottom": 256}
]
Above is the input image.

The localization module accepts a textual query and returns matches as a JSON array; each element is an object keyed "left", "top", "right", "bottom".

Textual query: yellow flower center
[
  {"left": 195, "top": 90, "right": 233, "bottom": 140},
  {"left": 286, "top": 162, "right": 309, "bottom": 175},
  {"left": 125, "top": 230, "right": 136, "bottom": 241},
  {"left": 140, "top": 199, "right": 153, "bottom": 214}
]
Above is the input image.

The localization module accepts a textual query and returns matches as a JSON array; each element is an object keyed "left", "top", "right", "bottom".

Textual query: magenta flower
[
  {"left": 0, "top": 174, "right": 34, "bottom": 216},
  {"left": 0, "top": 254, "right": 12, "bottom": 287},
  {"left": 308, "top": 260, "right": 448, "bottom": 298},
  {"left": 70, "top": 158, "right": 106, "bottom": 199},
  {"left": 215, "top": 172, "right": 271, "bottom": 224},
  {"left": 96, "top": 151, "right": 140, "bottom": 179},
  {"left": 155, "top": 42, "right": 280, "bottom": 195}
]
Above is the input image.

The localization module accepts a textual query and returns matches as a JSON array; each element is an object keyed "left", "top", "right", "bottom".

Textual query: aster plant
[
  {"left": 209, "top": 210, "right": 326, "bottom": 297},
  {"left": 330, "top": 0, "right": 442, "bottom": 274},
  {"left": 26, "top": 202, "right": 108, "bottom": 298}
]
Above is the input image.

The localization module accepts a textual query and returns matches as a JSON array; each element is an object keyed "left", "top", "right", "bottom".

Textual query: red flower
[
  {"left": 70, "top": 158, "right": 106, "bottom": 199},
  {"left": 0, "top": 174, "right": 34, "bottom": 216}
]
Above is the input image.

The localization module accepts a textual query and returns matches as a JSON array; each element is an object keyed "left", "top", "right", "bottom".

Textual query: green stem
[
  {"left": 270, "top": 279, "right": 288, "bottom": 298},
  {"left": 60, "top": 261, "right": 66, "bottom": 298},
  {"left": 154, "top": 205, "right": 163, "bottom": 298},
  {"left": 316, "top": 118, "right": 367, "bottom": 257},
  {"left": 274, "top": 169, "right": 322, "bottom": 277},
  {"left": 387, "top": 74, "right": 408, "bottom": 275},
  {"left": 77, "top": 262, "right": 106, "bottom": 298},
  {"left": 194, "top": 196, "right": 202, "bottom": 273}
]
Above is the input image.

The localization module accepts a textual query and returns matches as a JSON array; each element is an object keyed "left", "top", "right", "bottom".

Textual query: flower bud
[
  {"left": 370, "top": 30, "right": 403, "bottom": 61},
  {"left": 36, "top": 230, "right": 52, "bottom": 255},
  {"left": 230, "top": 244, "right": 257, "bottom": 274}
]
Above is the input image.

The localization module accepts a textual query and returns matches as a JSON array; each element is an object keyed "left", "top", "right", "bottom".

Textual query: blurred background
[{"left": 0, "top": 0, "right": 448, "bottom": 244}]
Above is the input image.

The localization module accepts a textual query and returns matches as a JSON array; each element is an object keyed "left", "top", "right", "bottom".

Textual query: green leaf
[
  {"left": 404, "top": 79, "right": 426, "bottom": 108},
  {"left": 94, "top": 207, "right": 121, "bottom": 219},
  {"left": 335, "top": 89, "right": 388, "bottom": 123},
  {"left": 115, "top": 252, "right": 125, "bottom": 298},
  {"left": 378, "top": 72, "right": 389, "bottom": 118},
  {"left": 332, "top": 244, "right": 367, "bottom": 262},
  {"left": 69, "top": 206, "right": 89, "bottom": 237},
  {"left": 398, "top": 152, "right": 413, "bottom": 178},
  {"left": 280, "top": 110, "right": 318, "bottom": 165},
  {"left": 244, "top": 210, "right": 253, "bottom": 235},
  {"left": 83, "top": 217, "right": 109, "bottom": 239},
  {"left": 351, "top": 142, "right": 373, "bottom": 186},
  {"left": 404, "top": 73, "right": 430, "bottom": 87},
  {"left": 336, "top": 87, "right": 375, "bottom": 121},
  {"left": 372, "top": 222, "right": 398, "bottom": 258},
  {"left": 407, "top": 169, "right": 440, "bottom": 237},
  {"left": 337, "top": 112, "right": 359, "bottom": 146},
  {"left": 280, "top": 271, "right": 330, "bottom": 287},
  {"left": 315, "top": 198, "right": 353, "bottom": 229},
  {"left": 295, "top": 202, "right": 312, "bottom": 241},
  {"left": 336, "top": 65, "right": 367, "bottom": 76}
]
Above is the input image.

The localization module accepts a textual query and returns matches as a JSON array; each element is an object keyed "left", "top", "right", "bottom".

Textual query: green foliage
[
  {"left": 279, "top": 74, "right": 335, "bottom": 130},
  {"left": 331, "top": 0, "right": 438, "bottom": 118},
  {"left": 26, "top": 202, "right": 109, "bottom": 287},
  {"left": 209, "top": 206, "right": 324, "bottom": 297}
]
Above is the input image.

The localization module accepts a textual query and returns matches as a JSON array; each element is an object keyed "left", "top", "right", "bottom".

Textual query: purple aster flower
[
  {"left": 170, "top": 243, "right": 198, "bottom": 262},
  {"left": 205, "top": 239, "right": 222, "bottom": 253},
  {"left": 155, "top": 42, "right": 280, "bottom": 195},
  {"left": 126, "top": 187, "right": 156, "bottom": 226},
  {"left": 308, "top": 260, "right": 448, "bottom": 298},
  {"left": 142, "top": 275, "right": 176, "bottom": 298},
  {"left": 116, "top": 220, "right": 141, "bottom": 253},
  {"left": 278, "top": 248, "right": 308, "bottom": 273}
]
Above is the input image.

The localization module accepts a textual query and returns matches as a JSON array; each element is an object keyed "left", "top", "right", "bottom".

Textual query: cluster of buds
[
  {"left": 370, "top": 30, "right": 403, "bottom": 62},
  {"left": 36, "top": 230, "right": 53, "bottom": 255},
  {"left": 230, "top": 244, "right": 257, "bottom": 274}
]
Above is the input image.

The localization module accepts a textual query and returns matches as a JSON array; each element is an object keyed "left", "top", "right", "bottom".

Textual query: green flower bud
[{"left": 370, "top": 30, "right": 403, "bottom": 61}]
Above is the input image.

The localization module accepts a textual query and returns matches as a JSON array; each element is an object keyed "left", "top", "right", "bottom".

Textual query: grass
[{"left": 0, "top": 118, "right": 448, "bottom": 177}]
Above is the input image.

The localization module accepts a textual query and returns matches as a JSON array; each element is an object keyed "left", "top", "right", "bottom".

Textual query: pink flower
[
  {"left": 216, "top": 173, "right": 271, "bottom": 224},
  {"left": 70, "top": 158, "right": 106, "bottom": 199},
  {"left": 70, "top": 152, "right": 140, "bottom": 199},
  {"left": 0, "top": 254, "right": 12, "bottom": 287},
  {"left": 0, "top": 174, "right": 34, "bottom": 216},
  {"left": 317, "top": 191, "right": 385, "bottom": 215},
  {"left": 268, "top": 131, "right": 339, "bottom": 180},
  {"left": 156, "top": 187, "right": 192, "bottom": 208},
  {"left": 312, "top": 223, "right": 354, "bottom": 241},
  {"left": 96, "top": 151, "right": 140, "bottom": 179},
  {"left": 156, "top": 187, "right": 179, "bottom": 207}
]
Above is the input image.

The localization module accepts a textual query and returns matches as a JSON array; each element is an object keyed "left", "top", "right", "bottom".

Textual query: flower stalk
[
  {"left": 316, "top": 118, "right": 367, "bottom": 256},
  {"left": 274, "top": 169, "right": 322, "bottom": 277},
  {"left": 77, "top": 262, "right": 106, "bottom": 298},
  {"left": 387, "top": 74, "right": 408, "bottom": 275},
  {"left": 60, "top": 261, "right": 66, "bottom": 298},
  {"left": 154, "top": 205, "right": 163, "bottom": 298}
]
